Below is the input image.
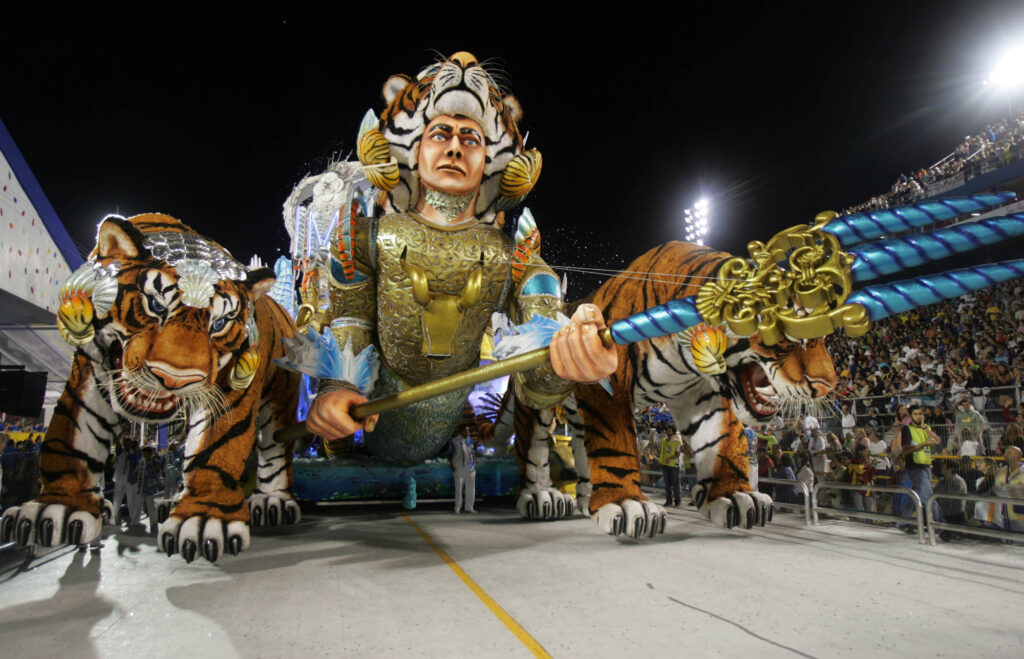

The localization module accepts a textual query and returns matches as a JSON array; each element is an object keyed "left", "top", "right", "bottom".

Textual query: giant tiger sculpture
[
  {"left": 512, "top": 242, "right": 795, "bottom": 535},
  {"left": 513, "top": 194, "right": 1024, "bottom": 538},
  {"left": 0, "top": 214, "right": 301, "bottom": 563}
]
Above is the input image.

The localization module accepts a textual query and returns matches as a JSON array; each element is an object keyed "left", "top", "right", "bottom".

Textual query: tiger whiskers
[
  {"left": 179, "top": 385, "right": 229, "bottom": 420},
  {"left": 99, "top": 366, "right": 228, "bottom": 420}
]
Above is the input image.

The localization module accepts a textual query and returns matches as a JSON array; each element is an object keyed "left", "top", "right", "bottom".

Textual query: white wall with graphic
[{"left": 0, "top": 149, "right": 71, "bottom": 313}]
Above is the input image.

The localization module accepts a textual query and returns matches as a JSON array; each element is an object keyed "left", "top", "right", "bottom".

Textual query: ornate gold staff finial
[{"left": 696, "top": 214, "right": 870, "bottom": 346}]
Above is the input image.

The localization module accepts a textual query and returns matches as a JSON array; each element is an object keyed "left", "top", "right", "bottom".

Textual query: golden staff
[{"left": 272, "top": 329, "right": 614, "bottom": 443}]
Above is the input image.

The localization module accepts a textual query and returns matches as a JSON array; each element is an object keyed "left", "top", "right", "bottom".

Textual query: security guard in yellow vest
[
  {"left": 659, "top": 425, "right": 683, "bottom": 507},
  {"left": 899, "top": 405, "right": 942, "bottom": 526}
]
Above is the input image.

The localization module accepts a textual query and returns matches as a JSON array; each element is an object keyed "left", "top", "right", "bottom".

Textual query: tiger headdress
[
  {"left": 513, "top": 241, "right": 834, "bottom": 536},
  {"left": 357, "top": 51, "right": 542, "bottom": 224},
  {"left": 0, "top": 214, "right": 300, "bottom": 563}
]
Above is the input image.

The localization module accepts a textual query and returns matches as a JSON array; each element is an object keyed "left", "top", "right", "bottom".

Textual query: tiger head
[
  {"left": 722, "top": 333, "right": 838, "bottom": 427},
  {"left": 57, "top": 214, "right": 275, "bottom": 422},
  {"left": 357, "top": 51, "right": 542, "bottom": 223}
]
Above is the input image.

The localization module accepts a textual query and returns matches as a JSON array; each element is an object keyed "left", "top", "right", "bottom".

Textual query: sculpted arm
[
  {"left": 305, "top": 219, "right": 380, "bottom": 439},
  {"left": 509, "top": 260, "right": 616, "bottom": 410}
]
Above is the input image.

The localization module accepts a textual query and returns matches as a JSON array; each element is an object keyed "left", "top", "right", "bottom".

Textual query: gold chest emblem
[{"left": 375, "top": 214, "right": 511, "bottom": 385}]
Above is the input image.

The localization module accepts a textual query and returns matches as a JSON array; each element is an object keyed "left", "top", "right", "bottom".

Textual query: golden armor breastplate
[{"left": 375, "top": 213, "right": 512, "bottom": 385}]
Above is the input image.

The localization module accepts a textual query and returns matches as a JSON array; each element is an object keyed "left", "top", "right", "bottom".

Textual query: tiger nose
[
  {"left": 146, "top": 361, "right": 207, "bottom": 391},
  {"left": 449, "top": 51, "right": 478, "bottom": 69}
]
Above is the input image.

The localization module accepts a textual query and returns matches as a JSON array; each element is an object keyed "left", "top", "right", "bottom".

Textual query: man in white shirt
[
  {"left": 866, "top": 430, "right": 890, "bottom": 471},
  {"left": 840, "top": 403, "right": 857, "bottom": 436},
  {"left": 802, "top": 413, "right": 820, "bottom": 437},
  {"left": 809, "top": 429, "right": 828, "bottom": 475}
]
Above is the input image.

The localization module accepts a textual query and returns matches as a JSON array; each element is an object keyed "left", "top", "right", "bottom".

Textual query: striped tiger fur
[
  {"left": 516, "top": 241, "right": 836, "bottom": 536},
  {"left": 0, "top": 214, "right": 300, "bottom": 562}
]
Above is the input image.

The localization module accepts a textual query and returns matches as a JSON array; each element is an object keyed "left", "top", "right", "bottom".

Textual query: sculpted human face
[{"left": 417, "top": 115, "right": 486, "bottom": 196}]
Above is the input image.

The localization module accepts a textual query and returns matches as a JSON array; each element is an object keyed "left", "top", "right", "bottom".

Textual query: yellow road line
[{"left": 401, "top": 513, "right": 552, "bottom": 659}]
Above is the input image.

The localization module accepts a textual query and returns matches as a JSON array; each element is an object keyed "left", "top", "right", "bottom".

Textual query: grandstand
[{"left": 846, "top": 109, "right": 1024, "bottom": 214}]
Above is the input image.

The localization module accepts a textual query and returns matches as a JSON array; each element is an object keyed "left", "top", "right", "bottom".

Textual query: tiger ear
[
  {"left": 95, "top": 216, "right": 145, "bottom": 260},
  {"left": 383, "top": 74, "right": 411, "bottom": 104},
  {"left": 245, "top": 267, "right": 276, "bottom": 299},
  {"left": 502, "top": 95, "right": 522, "bottom": 124}
]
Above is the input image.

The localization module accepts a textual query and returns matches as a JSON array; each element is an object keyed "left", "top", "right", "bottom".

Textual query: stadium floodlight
[
  {"left": 989, "top": 45, "right": 1024, "bottom": 89},
  {"left": 986, "top": 45, "right": 1024, "bottom": 115},
  {"left": 684, "top": 198, "right": 711, "bottom": 245}
]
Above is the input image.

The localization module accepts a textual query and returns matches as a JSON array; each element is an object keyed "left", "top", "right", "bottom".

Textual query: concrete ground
[{"left": 1, "top": 501, "right": 1022, "bottom": 658}]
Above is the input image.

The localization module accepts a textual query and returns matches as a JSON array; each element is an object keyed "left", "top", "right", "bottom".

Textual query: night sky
[{"left": 4, "top": 2, "right": 1024, "bottom": 298}]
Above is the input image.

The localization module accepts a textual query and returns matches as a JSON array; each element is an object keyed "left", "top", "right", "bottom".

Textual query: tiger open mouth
[
  {"left": 740, "top": 363, "right": 779, "bottom": 418},
  {"left": 117, "top": 380, "right": 178, "bottom": 415},
  {"left": 107, "top": 339, "right": 180, "bottom": 416}
]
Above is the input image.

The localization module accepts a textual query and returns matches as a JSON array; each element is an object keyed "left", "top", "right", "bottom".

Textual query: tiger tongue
[{"left": 750, "top": 365, "right": 770, "bottom": 388}]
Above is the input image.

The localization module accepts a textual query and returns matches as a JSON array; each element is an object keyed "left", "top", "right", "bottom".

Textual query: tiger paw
[
  {"left": 692, "top": 485, "right": 772, "bottom": 529},
  {"left": 1, "top": 501, "right": 103, "bottom": 547},
  {"left": 154, "top": 498, "right": 174, "bottom": 524},
  {"left": 516, "top": 488, "right": 575, "bottom": 520},
  {"left": 158, "top": 515, "right": 250, "bottom": 563},
  {"left": 247, "top": 493, "right": 302, "bottom": 527},
  {"left": 593, "top": 499, "right": 667, "bottom": 538}
]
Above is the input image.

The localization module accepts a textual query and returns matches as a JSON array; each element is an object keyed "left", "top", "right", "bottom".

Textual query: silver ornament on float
[
  {"left": 175, "top": 260, "right": 219, "bottom": 308},
  {"left": 143, "top": 231, "right": 247, "bottom": 281}
]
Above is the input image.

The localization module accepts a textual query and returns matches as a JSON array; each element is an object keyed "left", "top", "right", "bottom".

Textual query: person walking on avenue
[
  {"left": 449, "top": 424, "right": 476, "bottom": 514},
  {"left": 138, "top": 447, "right": 165, "bottom": 533},
  {"left": 659, "top": 425, "right": 683, "bottom": 507}
]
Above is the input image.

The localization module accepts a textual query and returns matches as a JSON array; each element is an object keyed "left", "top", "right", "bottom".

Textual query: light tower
[
  {"left": 684, "top": 198, "right": 710, "bottom": 246},
  {"left": 986, "top": 44, "right": 1024, "bottom": 115}
]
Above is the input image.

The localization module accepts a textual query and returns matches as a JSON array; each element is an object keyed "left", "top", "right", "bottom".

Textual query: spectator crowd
[
  {"left": 634, "top": 274, "right": 1024, "bottom": 540},
  {"left": 846, "top": 109, "right": 1024, "bottom": 213}
]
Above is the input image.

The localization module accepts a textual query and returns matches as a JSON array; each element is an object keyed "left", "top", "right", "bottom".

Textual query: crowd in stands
[
  {"left": 824, "top": 278, "right": 1024, "bottom": 450},
  {"left": 633, "top": 275, "right": 1024, "bottom": 539},
  {"left": 845, "top": 109, "right": 1024, "bottom": 213}
]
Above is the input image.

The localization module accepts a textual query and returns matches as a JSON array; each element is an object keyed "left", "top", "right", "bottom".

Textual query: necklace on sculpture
[{"left": 424, "top": 188, "right": 475, "bottom": 221}]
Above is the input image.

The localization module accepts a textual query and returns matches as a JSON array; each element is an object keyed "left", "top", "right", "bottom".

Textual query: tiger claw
[
  {"left": 247, "top": 493, "right": 300, "bottom": 527},
  {"left": 0, "top": 513, "right": 14, "bottom": 542},
  {"left": 1, "top": 502, "right": 101, "bottom": 548},
  {"left": 516, "top": 488, "right": 575, "bottom": 521},
  {"left": 162, "top": 533, "right": 177, "bottom": 557},
  {"left": 67, "top": 520, "right": 83, "bottom": 546},
  {"left": 692, "top": 484, "right": 708, "bottom": 509},
  {"left": 181, "top": 539, "right": 197, "bottom": 563},
  {"left": 38, "top": 518, "right": 54, "bottom": 546},
  {"left": 202, "top": 539, "right": 219, "bottom": 563},
  {"left": 704, "top": 491, "right": 773, "bottom": 530},
  {"left": 159, "top": 515, "right": 250, "bottom": 561},
  {"left": 100, "top": 499, "right": 115, "bottom": 525},
  {"left": 594, "top": 500, "right": 667, "bottom": 538},
  {"left": 17, "top": 518, "right": 33, "bottom": 546}
]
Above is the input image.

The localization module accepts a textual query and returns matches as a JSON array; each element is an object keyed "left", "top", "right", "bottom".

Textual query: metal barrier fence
[
  {"left": 757, "top": 477, "right": 812, "bottom": 525},
  {"left": 925, "top": 493, "right": 1024, "bottom": 545},
  {"left": 634, "top": 468, "right": 1024, "bottom": 548},
  {"left": 841, "top": 385, "right": 1021, "bottom": 411},
  {"left": 811, "top": 481, "right": 927, "bottom": 543}
]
